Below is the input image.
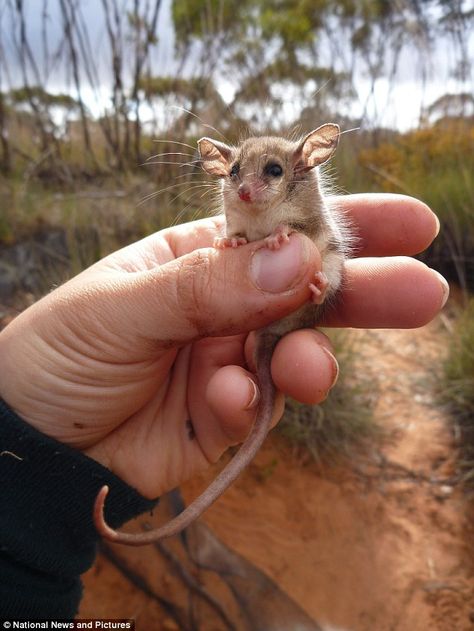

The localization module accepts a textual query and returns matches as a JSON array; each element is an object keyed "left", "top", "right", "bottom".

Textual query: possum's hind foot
[{"left": 309, "top": 271, "right": 329, "bottom": 305}]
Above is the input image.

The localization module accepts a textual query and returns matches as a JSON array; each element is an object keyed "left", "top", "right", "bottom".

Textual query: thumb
[{"left": 123, "top": 233, "right": 321, "bottom": 346}]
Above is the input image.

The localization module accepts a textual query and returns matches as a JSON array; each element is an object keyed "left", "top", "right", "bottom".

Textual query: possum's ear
[
  {"left": 198, "top": 138, "right": 233, "bottom": 176},
  {"left": 294, "top": 123, "right": 340, "bottom": 170}
]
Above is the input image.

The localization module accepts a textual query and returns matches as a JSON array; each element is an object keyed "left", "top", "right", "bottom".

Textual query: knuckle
[{"left": 176, "top": 251, "right": 216, "bottom": 336}]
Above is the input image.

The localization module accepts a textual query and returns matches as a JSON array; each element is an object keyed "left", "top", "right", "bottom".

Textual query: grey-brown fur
[{"left": 93, "top": 124, "right": 351, "bottom": 545}]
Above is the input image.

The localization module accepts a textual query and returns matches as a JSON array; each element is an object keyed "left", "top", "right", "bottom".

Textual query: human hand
[{"left": 0, "top": 194, "right": 447, "bottom": 498}]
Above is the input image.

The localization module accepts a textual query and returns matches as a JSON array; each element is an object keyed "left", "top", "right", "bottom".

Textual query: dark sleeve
[{"left": 0, "top": 399, "right": 158, "bottom": 618}]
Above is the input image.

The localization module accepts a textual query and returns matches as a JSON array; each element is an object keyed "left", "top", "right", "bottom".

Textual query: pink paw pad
[
  {"left": 309, "top": 271, "right": 329, "bottom": 305},
  {"left": 214, "top": 236, "right": 248, "bottom": 249}
]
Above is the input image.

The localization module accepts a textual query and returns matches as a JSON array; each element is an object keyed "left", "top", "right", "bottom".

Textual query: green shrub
[
  {"left": 442, "top": 299, "right": 474, "bottom": 485},
  {"left": 358, "top": 119, "right": 474, "bottom": 291}
]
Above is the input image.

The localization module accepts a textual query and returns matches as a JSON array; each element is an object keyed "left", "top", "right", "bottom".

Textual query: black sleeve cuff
[{"left": 0, "top": 399, "right": 158, "bottom": 617}]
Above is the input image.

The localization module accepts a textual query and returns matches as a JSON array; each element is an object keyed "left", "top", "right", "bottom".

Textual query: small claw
[
  {"left": 213, "top": 237, "right": 229, "bottom": 249},
  {"left": 264, "top": 224, "right": 293, "bottom": 250},
  {"left": 264, "top": 236, "right": 281, "bottom": 250},
  {"left": 233, "top": 237, "right": 248, "bottom": 247},
  {"left": 214, "top": 236, "right": 248, "bottom": 249}
]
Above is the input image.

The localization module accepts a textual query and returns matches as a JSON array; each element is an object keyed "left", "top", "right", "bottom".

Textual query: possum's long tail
[{"left": 93, "top": 332, "right": 277, "bottom": 546}]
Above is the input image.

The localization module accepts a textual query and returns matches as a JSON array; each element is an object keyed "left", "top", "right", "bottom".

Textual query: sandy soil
[
  {"left": 77, "top": 312, "right": 474, "bottom": 630},
  {"left": 1, "top": 298, "right": 472, "bottom": 629}
]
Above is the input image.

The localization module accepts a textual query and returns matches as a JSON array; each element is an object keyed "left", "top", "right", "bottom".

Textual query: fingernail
[
  {"left": 250, "top": 235, "right": 308, "bottom": 293},
  {"left": 433, "top": 213, "right": 440, "bottom": 237},
  {"left": 433, "top": 270, "right": 450, "bottom": 308},
  {"left": 244, "top": 378, "right": 260, "bottom": 410},
  {"left": 321, "top": 346, "right": 340, "bottom": 389}
]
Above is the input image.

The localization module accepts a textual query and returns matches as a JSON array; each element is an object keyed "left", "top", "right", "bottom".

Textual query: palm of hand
[{"left": 39, "top": 219, "right": 258, "bottom": 498}]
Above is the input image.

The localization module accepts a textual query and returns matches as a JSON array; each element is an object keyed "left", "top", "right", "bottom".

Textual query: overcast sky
[
  {"left": 0, "top": 0, "right": 176, "bottom": 85},
  {"left": 1, "top": 0, "right": 473, "bottom": 131}
]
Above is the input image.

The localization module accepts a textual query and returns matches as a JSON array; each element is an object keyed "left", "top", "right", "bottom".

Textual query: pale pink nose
[{"left": 238, "top": 183, "right": 251, "bottom": 202}]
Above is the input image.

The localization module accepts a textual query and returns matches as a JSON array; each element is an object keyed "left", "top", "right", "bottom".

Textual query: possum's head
[{"left": 198, "top": 124, "right": 340, "bottom": 213}]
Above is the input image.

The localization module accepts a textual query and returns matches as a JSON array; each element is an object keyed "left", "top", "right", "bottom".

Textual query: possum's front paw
[
  {"left": 263, "top": 223, "right": 293, "bottom": 250},
  {"left": 309, "top": 271, "right": 329, "bottom": 305},
  {"left": 214, "top": 236, "right": 248, "bottom": 249}
]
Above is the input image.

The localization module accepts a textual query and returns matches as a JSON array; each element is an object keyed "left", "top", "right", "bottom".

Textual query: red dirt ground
[
  {"left": 1, "top": 297, "right": 473, "bottom": 629},
  {"left": 78, "top": 312, "right": 474, "bottom": 630}
]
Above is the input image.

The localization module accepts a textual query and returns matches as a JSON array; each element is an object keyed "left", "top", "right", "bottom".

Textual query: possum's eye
[
  {"left": 265, "top": 163, "right": 283, "bottom": 177},
  {"left": 229, "top": 163, "right": 240, "bottom": 178}
]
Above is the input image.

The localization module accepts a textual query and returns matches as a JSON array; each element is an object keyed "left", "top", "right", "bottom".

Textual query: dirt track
[{"left": 78, "top": 313, "right": 474, "bottom": 630}]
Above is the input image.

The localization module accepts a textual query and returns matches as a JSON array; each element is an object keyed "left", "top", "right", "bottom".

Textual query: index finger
[
  {"left": 112, "top": 192, "right": 439, "bottom": 268},
  {"left": 333, "top": 193, "right": 439, "bottom": 257},
  {"left": 164, "top": 193, "right": 438, "bottom": 259}
]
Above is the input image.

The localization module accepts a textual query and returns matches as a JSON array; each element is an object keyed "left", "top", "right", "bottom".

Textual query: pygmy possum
[{"left": 93, "top": 123, "right": 352, "bottom": 545}]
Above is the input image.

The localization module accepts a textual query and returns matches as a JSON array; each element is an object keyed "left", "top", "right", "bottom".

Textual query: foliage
[
  {"left": 0, "top": 0, "right": 472, "bottom": 174},
  {"left": 137, "top": 76, "right": 227, "bottom": 116},
  {"left": 358, "top": 118, "right": 474, "bottom": 290},
  {"left": 441, "top": 299, "right": 474, "bottom": 487},
  {"left": 7, "top": 87, "right": 78, "bottom": 110},
  {"left": 425, "top": 93, "right": 474, "bottom": 121},
  {"left": 0, "top": 0, "right": 473, "bottom": 298},
  {"left": 169, "top": 0, "right": 471, "bottom": 120},
  {"left": 139, "top": 76, "right": 208, "bottom": 99},
  {"left": 171, "top": 0, "right": 354, "bottom": 114}
]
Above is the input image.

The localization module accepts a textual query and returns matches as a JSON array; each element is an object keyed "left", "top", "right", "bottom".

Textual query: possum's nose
[{"left": 238, "top": 183, "right": 251, "bottom": 202}]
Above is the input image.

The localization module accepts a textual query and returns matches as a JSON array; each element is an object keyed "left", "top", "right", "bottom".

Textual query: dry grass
[{"left": 278, "top": 329, "right": 378, "bottom": 463}]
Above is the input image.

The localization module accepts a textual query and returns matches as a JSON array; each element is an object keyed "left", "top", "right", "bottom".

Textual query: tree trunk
[{"left": 0, "top": 90, "right": 11, "bottom": 174}]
